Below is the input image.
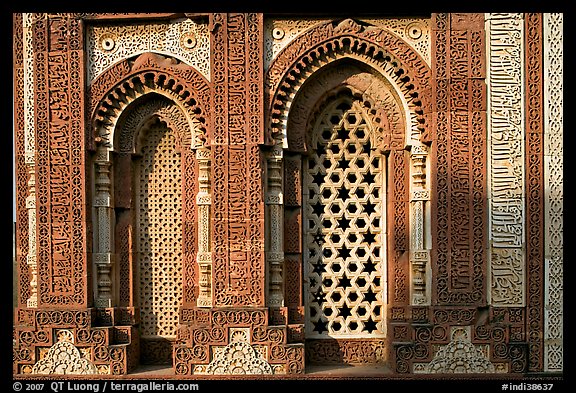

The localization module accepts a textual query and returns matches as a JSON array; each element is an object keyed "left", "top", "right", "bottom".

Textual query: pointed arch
[
  {"left": 87, "top": 53, "right": 209, "bottom": 342},
  {"left": 264, "top": 18, "right": 432, "bottom": 150},
  {"left": 88, "top": 51, "right": 211, "bottom": 152},
  {"left": 264, "top": 19, "right": 433, "bottom": 364}
]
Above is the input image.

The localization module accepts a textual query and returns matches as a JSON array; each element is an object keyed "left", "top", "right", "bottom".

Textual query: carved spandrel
[{"left": 86, "top": 19, "right": 211, "bottom": 83}]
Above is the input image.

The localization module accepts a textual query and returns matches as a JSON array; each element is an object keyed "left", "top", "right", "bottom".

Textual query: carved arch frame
[
  {"left": 264, "top": 19, "right": 434, "bottom": 362},
  {"left": 87, "top": 52, "right": 213, "bottom": 314}
]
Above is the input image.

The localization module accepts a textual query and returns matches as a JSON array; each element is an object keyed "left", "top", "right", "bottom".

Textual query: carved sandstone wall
[{"left": 13, "top": 13, "right": 562, "bottom": 376}]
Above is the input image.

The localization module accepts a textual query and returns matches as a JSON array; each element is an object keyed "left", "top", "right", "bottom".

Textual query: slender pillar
[
  {"left": 94, "top": 154, "right": 115, "bottom": 308},
  {"left": 266, "top": 150, "right": 284, "bottom": 307},
  {"left": 196, "top": 148, "right": 213, "bottom": 307},
  {"left": 410, "top": 144, "right": 430, "bottom": 305}
]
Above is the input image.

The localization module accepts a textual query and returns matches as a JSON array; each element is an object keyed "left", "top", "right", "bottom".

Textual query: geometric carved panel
[
  {"left": 135, "top": 120, "right": 182, "bottom": 339},
  {"left": 304, "top": 94, "right": 385, "bottom": 338}
]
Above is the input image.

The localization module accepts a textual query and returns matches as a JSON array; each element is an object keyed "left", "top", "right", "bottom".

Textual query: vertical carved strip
[
  {"left": 210, "top": 13, "right": 228, "bottom": 306},
  {"left": 283, "top": 154, "right": 303, "bottom": 316},
  {"left": 543, "top": 12, "right": 562, "bottom": 372},
  {"left": 431, "top": 13, "right": 486, "bottom": 305},
  {"left": 486, "top": 13, "right": 525, "bottom": 307},
  {"left": 33, "top": 15, "right": 51, "bottom": 308},
  {"left": 25, "top": 163, "right": 38, "bottom": 309},
  {"left": 247, "top": 14, "right": 266, "bottom": 306},
  {"left": 210, "top": 13, "right": 265, "bottom": 307},
  {"left": 248, "top": 13, "right": 264, "bottom": 145},
  {"left": 196, "top": 148, "right": 212, "bottom": 307},
  {"left": 15, "top": 13, "right": 33, "bottom": 308},
  {"left": 525, "top": 12, "right": 544, "bottom": 372},
  {"left": 471, "top": 105, "right": 487, "bottom": 307},
  {"left": 391, "top": 149, "right": 408, "bottom": 305},
  {"left": 33, "top": 15, "right": 88, "bottom": 307},
  {"left": 115, "top": 209, "right": 132, "bottom": 307},
  {"left": 431, "top": 13, "right": 449, "bottom": 307},
  {"left": 182, "top": 149, "right": 198, "bottom": 306},
  {"left": 266, "top": 152, "right": 284, "bottom": 307},
  {"left": 23, "top": 12, "right": 37, "bottom": 308}
]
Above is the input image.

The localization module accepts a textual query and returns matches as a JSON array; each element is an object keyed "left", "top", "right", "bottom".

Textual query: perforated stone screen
[
  {"left": 135, "top": 121, "right": 183, "bottom": 339},
  {"left": 304, "top": 96, "right": 386, "bottom": 338}
]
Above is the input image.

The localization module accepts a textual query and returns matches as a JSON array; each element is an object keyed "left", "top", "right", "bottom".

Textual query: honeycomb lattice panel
[
  {"left": 304, "top": 97, "right": 386, "bottom": 338},
  {"left": 136, "top": 122, "right": 183, "bottom": 338}
]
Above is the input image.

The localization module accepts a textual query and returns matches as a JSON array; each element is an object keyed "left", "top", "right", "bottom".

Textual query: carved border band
[
  {"left": 525, "top": 13, "right": 544, "bottom": 373},
  {"left": 543, "top": 12, "right": 563, "bottom": 372},
  {"left": 210, "top": 13, "right": 266, "bottom": 307},
  {"left": 431, "top": 13, "right": 487, "bottom": 306},
  {"left": 33, "top": 15, "right": 88, "bottom": 307},
  {"left": 486, "top": 13, "right": 525, "bottom": 307}
]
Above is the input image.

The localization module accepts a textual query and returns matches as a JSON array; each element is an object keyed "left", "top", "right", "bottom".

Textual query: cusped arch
[
  {"left": 287, "top": 58, "right": 408, "bottom": 154},
  {"left": 114, "top": 93, "right": 196, "bottom": 155},
  {"left": 88, "top": 52, "right": 211, "bottom": 152},
  {"left": 274, "top": 20, "right": 433, "bottom": 335},
  {"left": 265, "top": 18, "right": 432, "bottom": 148},
  {"left": 88, "top": 52, "right": 204, "bottom": 312}
]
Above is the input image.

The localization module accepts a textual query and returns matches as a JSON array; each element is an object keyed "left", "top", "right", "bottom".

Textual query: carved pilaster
[
  {"left": 410, "top": 144, "right": 430, "bottom": 305},
  {"left": 196, "top": 148, "right": 212, "bottom": 307},
  {"left": 266, "top": 151, "right": 284, "bottom": 307},
  {"left": 94, "top": 155, "right": 115, "bottom": 308}
]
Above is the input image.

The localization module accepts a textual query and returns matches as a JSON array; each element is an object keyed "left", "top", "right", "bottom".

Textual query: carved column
[
  {"left": 266, "top": 149, "right": 284, "bottom": 307},
  {"left": 410, "top": 144, "right": 430, "bottom": 306},
  {"left": 93, "top": 151, "right": 115, "bottom": 308},
  {"left": 196, "top": 148, "right": 213, "bottom": 307}
]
